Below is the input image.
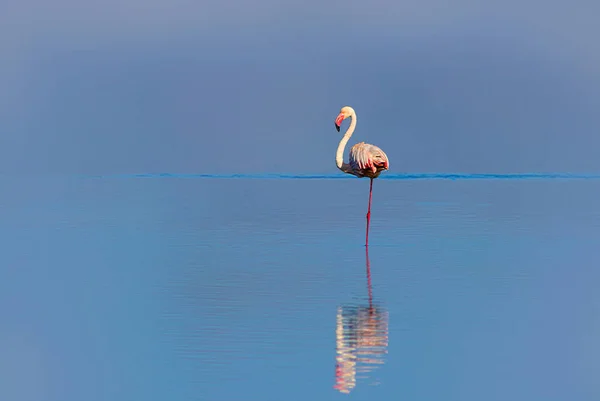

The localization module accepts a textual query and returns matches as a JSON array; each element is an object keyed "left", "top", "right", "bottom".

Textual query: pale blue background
[{"left": 2, "top": 0, "right": 600, "bottom": 174}]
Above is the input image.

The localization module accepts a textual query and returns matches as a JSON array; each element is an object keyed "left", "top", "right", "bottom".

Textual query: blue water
[{"left": 2, "top": 175, "right": 600, "bottom": 401}]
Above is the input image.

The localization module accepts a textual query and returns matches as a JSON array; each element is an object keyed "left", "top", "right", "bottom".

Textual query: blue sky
[{"left": 2, "top": 0, "right": 600, "bottom": 174}]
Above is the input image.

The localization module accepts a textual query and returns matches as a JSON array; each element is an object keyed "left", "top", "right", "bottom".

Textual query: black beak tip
[{"left": 335, "top": 123, "right": 340, "bottom": 132}]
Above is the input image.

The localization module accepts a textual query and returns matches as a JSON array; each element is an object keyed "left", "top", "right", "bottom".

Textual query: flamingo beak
[{"left": 334, "top": 113, "right": 344, "bottom": 132}]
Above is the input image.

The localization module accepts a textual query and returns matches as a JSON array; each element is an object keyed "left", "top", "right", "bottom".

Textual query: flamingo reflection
[{"left": 334, "top": 246, "right": 389, "bottom": 394}]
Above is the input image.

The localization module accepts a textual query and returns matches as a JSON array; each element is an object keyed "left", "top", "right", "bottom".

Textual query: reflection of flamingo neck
[{"left": 365, "top": 246, "right": 373, "bottom": 310}]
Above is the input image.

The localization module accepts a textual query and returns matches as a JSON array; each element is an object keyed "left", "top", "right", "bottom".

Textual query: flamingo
[{"left": 334, "top": 106, "right": 389, "bottom": 246}]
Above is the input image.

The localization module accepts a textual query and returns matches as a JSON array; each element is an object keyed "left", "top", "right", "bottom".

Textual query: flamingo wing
[{"left": 349, "top": 142, "right": 389, "bottom": 174}]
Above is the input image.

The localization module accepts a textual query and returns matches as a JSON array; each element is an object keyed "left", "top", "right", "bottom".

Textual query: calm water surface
[{"left": 2, "top": 176, "right": 600, "bottom": 401}]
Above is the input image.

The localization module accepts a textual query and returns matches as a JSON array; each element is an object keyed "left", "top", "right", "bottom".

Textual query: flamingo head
[{"left": 334, "top": 106, "right": 355, "bottom": 132}]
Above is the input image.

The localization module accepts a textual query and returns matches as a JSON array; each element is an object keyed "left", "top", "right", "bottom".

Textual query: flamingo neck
[{"left": 336, "top": 112, "right": 356, "bottom": 171}]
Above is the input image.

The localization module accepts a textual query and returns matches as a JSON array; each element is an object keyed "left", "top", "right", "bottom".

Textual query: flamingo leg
[{"left": 366, "top": 178, "right": 373, "bottom": 246}]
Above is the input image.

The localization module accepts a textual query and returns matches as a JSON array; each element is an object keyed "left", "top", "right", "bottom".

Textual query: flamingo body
[{"left": 348, "top": 142, "right": 389, "bottom": 178}]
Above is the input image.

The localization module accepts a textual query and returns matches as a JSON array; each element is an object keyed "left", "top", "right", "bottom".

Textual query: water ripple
[{"left": 84, "top": 172, "right": 600, "bottom": 180}]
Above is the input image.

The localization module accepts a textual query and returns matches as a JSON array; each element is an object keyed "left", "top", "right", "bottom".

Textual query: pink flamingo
[{"left": 334, "top": 106, "right": 389, "bottom": 246}]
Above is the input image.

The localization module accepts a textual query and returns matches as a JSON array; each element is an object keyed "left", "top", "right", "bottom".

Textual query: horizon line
[{"left": 80, "top": 172, "right": 600, "bottom": 180}]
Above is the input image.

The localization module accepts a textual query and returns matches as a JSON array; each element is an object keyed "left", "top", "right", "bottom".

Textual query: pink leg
[{"left": 366, "top": 178, "right": 373, "bottom": 246}]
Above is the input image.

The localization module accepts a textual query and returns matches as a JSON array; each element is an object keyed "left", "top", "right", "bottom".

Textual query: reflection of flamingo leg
[{"left": 365, "top": 246, "right": 373, "bottom": 311}]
